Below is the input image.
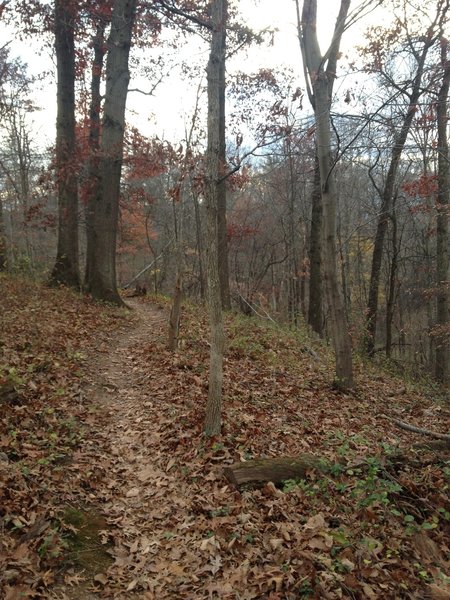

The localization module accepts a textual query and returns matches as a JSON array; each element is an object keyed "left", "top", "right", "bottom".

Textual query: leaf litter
[{"left": 1, "top": 275, "right": 449, "bottom": 599}]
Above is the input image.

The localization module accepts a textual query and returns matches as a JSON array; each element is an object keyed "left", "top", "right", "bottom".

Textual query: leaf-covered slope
[
  {"left": 0, "top": 278, "right": 449, "bottom": 599},
  {"left": 0, "top": 275, "right": 130, "bottom": 597}
]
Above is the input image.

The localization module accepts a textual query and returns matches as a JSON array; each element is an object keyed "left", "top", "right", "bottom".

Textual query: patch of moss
[{"left": 63, "top": 507, "right": 113, "bottom": 574}]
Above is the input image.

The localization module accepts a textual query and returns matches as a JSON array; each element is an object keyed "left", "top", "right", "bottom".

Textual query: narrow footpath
[{"left": 51, "top": 299, "right": 222, "bottom": 599}]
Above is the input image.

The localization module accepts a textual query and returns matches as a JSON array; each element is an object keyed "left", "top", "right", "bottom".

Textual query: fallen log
[{"left": 223, "top": 455, "right": 327, "bottom": 488}]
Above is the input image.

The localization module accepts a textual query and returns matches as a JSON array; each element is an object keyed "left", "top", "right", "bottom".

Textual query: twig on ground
[{"left": 381, "top": 415, "right": 450, "bottom": 442}]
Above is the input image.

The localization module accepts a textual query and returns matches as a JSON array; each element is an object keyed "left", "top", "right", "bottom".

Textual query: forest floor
[{"left": 1, "top": 275, "right": 450, "bottom": 600}]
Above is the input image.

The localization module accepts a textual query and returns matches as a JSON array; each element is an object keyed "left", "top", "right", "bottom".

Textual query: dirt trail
[
  {"left": 5, "top": 280, "right": 449, "bottom": 599},
  {"left": 48, "top": 297, "right": 450, "bottom": 600},
  {"left": 52, "top": 299, "right": 199, "bottom": 599}
]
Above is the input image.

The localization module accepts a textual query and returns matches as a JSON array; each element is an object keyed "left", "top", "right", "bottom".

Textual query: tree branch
[
  {"left": 382, "top": 415, "right": 450, "bottom": 442},
  {"left": 153, "top": 0, "right": 212, "bottom": 31}
]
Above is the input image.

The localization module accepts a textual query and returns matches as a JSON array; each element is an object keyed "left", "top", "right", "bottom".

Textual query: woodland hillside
[
  {"left": 0, "top": 275, "right": 449, "bottom": 599},
  {"left": 0, "top": 0, "right": 449, "bottom": 595},
  {"left": 0, "top": 0, "right": 449, "bottom": 391}
]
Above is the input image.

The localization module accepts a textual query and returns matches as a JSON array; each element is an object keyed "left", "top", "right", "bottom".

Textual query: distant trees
[
  {"left": 363, "top": 0, "right": 449, "bottom": 356},
  {"left": 435, "top": 39, "right": 450, "bottom": 385},
  {"left": 0, "top": 45, "right": 47, "bottom": 273}
]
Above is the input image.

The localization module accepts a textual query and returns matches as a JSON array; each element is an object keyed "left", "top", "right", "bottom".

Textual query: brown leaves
[
  {"left": 1, "top": 279, "right": 448, "bottom": 598},
  {"left": 0, "top": 276, "right": 129, "bottom": 597}
]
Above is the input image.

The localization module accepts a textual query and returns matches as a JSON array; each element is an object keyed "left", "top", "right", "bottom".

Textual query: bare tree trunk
[
  {"left": 299, "top": 0, "right": 353, "bottom": 388},
  {"left": 168, "top": 86, "right": 203, "bottom": 348},
  {"left": 204, "top": 0, "right": 227, "bottom": 436},
  {"left": 85, "top": 19, "right": 107, "bottom": 288},
  {"left": 217, "top": 1, "right": 230, "bottom": 311},
  {"left": 168, "top": 190, "right": 182, "bottom": 351},
  {"left": 286, "top": 137, "right": 300, "bottom": 326},
  {"left": 0, "top": 196, "right": 7, "bottom": 270},
  {"left": 192, "top": 189, "right": 206, "bottom": 300},
  {"left": 218, "top": 185, "right": 230, "bottom": 309},
  {"left": 168, "top": 271, "right": 183, "bottom": 350},
  {"left": 85, "top": 0, "right": 136, "bottom": 305},
  {"left": 385, "top": 211, "right": 399, "bottom": 358},
  {"left": 435, "top": 41, "right": 450, "bottom": 385},
  {"left": 321, "top": 127, "right": 351, "bottom": 380},
  {"left": 50, "top": 0, "right": 80, "bottom": 288},
  {"left": 338, "top": 229, "right": 350, "bottom": 324},
  {"left": 308, "top": 156, "right": 323, "bottom": 335}
]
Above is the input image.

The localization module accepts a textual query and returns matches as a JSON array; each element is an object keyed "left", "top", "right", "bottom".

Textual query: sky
[{"left": 2, "top": 0, "right": 381, "bottom": 151}]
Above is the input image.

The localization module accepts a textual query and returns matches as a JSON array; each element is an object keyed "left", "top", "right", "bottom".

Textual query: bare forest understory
[{"left": 1, "top": 276, "right": 449, "bottom": 599}]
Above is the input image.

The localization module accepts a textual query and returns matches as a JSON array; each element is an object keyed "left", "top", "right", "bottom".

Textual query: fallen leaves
[
  {"left": 0, "top": 275, "right": 129, "bottom": 597},
  {"left": 1, "top": 279, "right": 449, "bottom": 599}
]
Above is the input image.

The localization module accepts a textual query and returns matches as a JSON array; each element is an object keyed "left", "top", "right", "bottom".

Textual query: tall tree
[
  {"left": 49, "top": 0, "right": 80, "bottom": 287},
  {"left": 217, "top": 12, "right": 231, "bottom": 311},
  {"left": 84, "top": 9, "right": 109, "bottom": 288},
  {"left": 435, "top": 38, "right": 450, "bottom": 385},
  {"left": 364, "top": 0, "right": 448, "bottom": 355},
  {"left": 0, "top": 45, "right": 14, "bottom": 271},
  {"left": 297, "top": 0, "right": 353, "bottom": 388},
  {"left": 84, "top": 0, "right": 137, "bottom": 304},
  {"left": 204, "top": 0, "right": 227, "bottom": 435},
  {"left": 0, "top": 196, "right": 6, "bottom": 270},
  {"left": 155, "top": 1, "right": 231, "bottom": 310}
]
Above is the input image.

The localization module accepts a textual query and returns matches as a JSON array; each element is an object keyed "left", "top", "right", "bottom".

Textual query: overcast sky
[{"left": 2, "top": 0, "right": 379, "bottom": 151}]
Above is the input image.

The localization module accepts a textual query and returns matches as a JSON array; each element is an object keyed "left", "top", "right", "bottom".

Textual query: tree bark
[
  {"left": 435, "top": 40, "right": 450, "bottom": 386},
  {"left": 50, "top": 0, "right": 80, "bottom": 288},
  {"left": 0, "top": 195, "right": 7, "bottom": 270},
  {"left": 85, "top": 0, "right": 136, "bottom": 305},
  {"left": 192, "top": 188, "right": 206, "bottom": 300},
  {"left": 217, "top": 24, "right": 231, "bottom": 310},
  {"left": 168, "top": 271, "right": 182, "bottom": 350},
  {"left": 308, "top": 156, "right": 323, "bottom": 335},
  {"left": 385, "top": 211, "right": 399, "bottom": 358},
  {"left": 204, "top": 0, "right": 227, "bottom": 436},
  {"left": 299, "top": 0, "right": 353, "bottom": 388},
  {"left": 286, "top": 137, "right": 300, "bottom": 326},
  {"left": 168, "top": 186, "right": 183, "bottom": 351},
  {"left": 223, "top": 455, "right": 326, "bottom": 487},
  {"left": 84, "top": 19, "right": 107, "bottom": 288}
]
